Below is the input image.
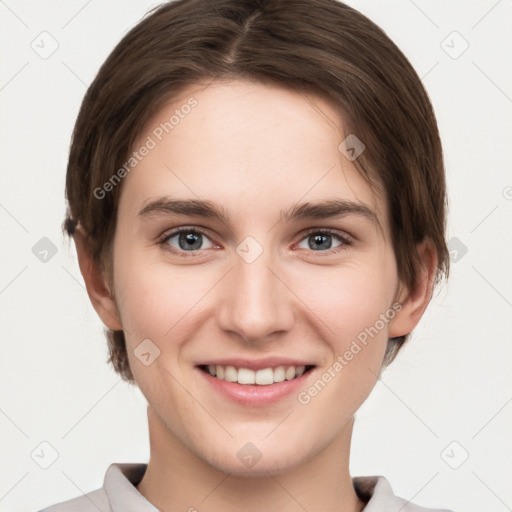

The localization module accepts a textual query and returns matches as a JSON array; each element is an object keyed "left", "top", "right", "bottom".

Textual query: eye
[
  {"left": 159, "top": 227, "right": 215, "bottom": 254},
  {"left": 158, "top": 226, "right": 352, "bottom": 257},
  {"left": 296, "top": 229, "right": 352, "bottom": 252}
]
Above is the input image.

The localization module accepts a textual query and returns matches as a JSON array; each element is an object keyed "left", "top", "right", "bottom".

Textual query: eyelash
[{"left": 157, "top": 226, "right": 353, "bottom": 259}]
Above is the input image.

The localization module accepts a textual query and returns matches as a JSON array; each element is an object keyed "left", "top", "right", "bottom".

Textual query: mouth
[
  {"left": 195, "top": 357, "right": 318, "bottom": 406},
  {"left": 197, "top": 364, "right": 316, "bottom": 385}
]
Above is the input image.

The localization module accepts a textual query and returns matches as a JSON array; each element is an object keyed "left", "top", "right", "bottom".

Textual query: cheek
[
  {"left": 294, "top": 267, "right": 393, "bottom": 421},
  {"left": 113, "top": 253, "right": 220, "bottom": 346},
  {"left": 116, "top": 262, "right": 209, "bottom": 400},
  {"left": 297, "top": 261, "right": 396, "bottom": 346}
]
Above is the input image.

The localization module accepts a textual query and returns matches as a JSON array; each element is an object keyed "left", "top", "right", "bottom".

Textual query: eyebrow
[{"left": 138, "top": 197, "right": 380, "bottom": 229}]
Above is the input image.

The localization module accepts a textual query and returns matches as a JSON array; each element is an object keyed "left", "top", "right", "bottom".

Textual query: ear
[
  {"left": 73, "top": 226, "right": 123, "bottom": 331},
  {"left": 388, "top": 238, "right": 438, "bottom": 338}
]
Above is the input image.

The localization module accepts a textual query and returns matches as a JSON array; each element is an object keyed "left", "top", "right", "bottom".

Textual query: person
[{"left": 39, "top": 0, "right": 452, "bottom": 510}]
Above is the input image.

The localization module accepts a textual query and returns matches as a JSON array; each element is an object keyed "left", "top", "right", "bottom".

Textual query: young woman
[{"left": 40, "top": 0, "right": 451, "bottom": 510}]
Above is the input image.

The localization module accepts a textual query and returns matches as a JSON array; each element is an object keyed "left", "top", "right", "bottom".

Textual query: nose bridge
[{"left": 217, "top": 240, "right": 293, "bottom": 342}]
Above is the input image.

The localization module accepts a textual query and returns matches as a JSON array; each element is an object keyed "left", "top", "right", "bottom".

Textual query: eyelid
[
  {"left": 298, "top": 226, "right": 353, "bottom": 242},
  {"left": 159, "top": 225, "right": 213, "bottom": 241}
]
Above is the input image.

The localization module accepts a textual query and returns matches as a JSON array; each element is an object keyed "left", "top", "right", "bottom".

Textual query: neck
[{"left": 137, "top": 406, "right": 365, "bottom": 512}]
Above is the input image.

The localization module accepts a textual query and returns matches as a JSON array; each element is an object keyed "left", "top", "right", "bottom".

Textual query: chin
[{"left": 200, "top": 443, "right": 311, "bottom": 477}]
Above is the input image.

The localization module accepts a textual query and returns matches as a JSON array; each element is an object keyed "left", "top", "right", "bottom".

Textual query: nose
[{"left": 216, "top": 246, "right": 295, "bottom": 344}]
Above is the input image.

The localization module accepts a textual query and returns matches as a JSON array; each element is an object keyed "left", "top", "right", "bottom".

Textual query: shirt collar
[
  {"left": 104, "top": 462, "right": 409, "bottom": 511},
  {"left": 104, "top": 463, "right": 159, "bottom": 512},
  {"left": 353, "top": 475, "right": 411, "bottom": 511}
]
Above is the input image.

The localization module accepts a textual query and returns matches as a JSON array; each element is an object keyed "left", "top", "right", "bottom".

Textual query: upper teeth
[{"left": 207, "top": 365, "right": 306, "bottom": 385}]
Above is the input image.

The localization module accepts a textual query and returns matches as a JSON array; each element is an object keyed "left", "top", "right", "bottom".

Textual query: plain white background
[{"left": 1, "top": 1, "right": 511, "bottom": 511}]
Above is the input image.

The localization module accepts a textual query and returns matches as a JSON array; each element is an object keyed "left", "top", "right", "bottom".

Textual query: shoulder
[
  {"left": 354, "top": 475, "right": 454, "bottom": 512},
  {"left": 35, "top": 462, "right": 151, "bottom": 512},
  {"left": 36, "top": 487, "right": 111, "bottom": 512}
]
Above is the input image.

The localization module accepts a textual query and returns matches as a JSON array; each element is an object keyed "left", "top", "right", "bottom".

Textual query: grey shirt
[{"left": 37, "top": 463, "right": 453, "bottom": 512}]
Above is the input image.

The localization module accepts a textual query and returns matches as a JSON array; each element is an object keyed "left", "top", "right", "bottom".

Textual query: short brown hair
[{"left": 63, "top": 0, "right": 450, "bottom": 384}]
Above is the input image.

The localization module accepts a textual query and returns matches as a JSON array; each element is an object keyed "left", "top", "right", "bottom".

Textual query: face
[{"left": 110, "top": 79, "right": 403, "bottom": 475}]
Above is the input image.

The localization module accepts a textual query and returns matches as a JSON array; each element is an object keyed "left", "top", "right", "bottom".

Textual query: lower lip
[{"left": 196, "top": 366, "right": 315, "bottom": 406}]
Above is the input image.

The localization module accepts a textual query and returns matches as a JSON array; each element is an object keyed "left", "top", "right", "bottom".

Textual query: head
[{"left": 64, "top": 0, "right": 449, "bottom": 475}]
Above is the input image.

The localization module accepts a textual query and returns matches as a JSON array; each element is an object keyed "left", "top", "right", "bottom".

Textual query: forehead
[{"left": 120, "top": 79, "right": 387, "bottom": 233}]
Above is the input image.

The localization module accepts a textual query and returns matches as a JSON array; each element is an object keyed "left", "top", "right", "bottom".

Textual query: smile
[{"left": 199, "top": 364, "right": 315, "bottom": 385}]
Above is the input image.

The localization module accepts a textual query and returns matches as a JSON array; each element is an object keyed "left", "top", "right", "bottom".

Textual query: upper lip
[{"left": 196, "top": 357, "right": 316, "bottom": 371}]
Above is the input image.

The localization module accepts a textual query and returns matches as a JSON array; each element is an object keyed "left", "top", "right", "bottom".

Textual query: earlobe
[
  {"left": 73, "top": 226, "right": 123, "bottom": 331},
  {"left": 388, "top": 238, "right": 438, "bottom": 339}
]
